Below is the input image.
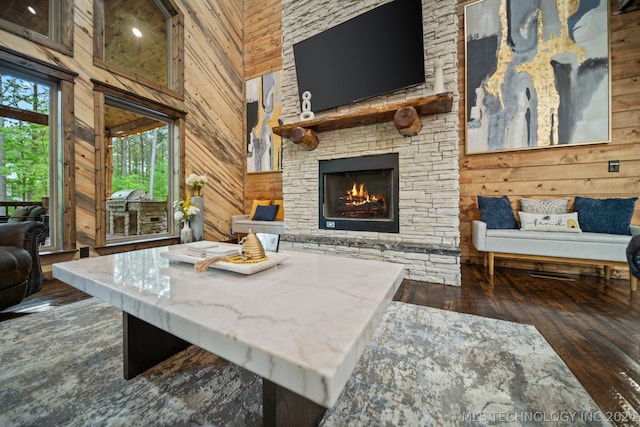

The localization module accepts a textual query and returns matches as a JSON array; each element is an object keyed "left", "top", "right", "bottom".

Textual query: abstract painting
[
  {"left": 246, "top": 70, "right": 283, "bottom": 172},
  {"left": 465, "top": 0, "right": 610, "bottom": 154}
]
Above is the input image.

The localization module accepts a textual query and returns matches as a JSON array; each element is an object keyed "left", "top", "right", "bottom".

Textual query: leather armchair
[{"left": 0, "top": 221, "right": 48, "bottom": 311}]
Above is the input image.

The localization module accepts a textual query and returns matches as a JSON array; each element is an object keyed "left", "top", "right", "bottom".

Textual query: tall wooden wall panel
[
  {"left": 243, "top": 0, "right": 284, "bottom": 214},
  {"left": 457, "top": 0, "right": 640, "bottom": 276},
  {"left": 181, "top": 0, "right": 245, "bottom": 241},
  {"left": 0, "top": 0, "right": 245, "bottom": 252}
]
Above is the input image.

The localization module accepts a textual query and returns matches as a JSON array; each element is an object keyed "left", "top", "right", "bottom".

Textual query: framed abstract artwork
[
  {"left": 464, "top": 0, "right": 610, "bottom": 154},
  {"left": 246, "top": 70, "right": 284, "bottom": 172}
]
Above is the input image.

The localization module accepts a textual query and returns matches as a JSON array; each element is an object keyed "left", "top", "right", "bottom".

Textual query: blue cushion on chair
[
  {"left": 478, "top": 196, "right": 518, "bottom": 229},
  {"left": 574, "top": 197, "right": 638, "bottom": 235},
  {"left": 252, "top": 204, "right": 279, "bottom": 221}
]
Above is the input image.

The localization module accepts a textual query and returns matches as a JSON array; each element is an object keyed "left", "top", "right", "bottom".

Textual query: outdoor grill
[
  {"left": 106, "top": 189, "right": 167, "bottom": 236},
  {"left": 106, "top": 189, "right": 147, "bottom": 212}
]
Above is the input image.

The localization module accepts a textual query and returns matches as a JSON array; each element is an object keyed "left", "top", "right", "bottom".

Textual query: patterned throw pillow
[
  {"left": 520, "top": 198, "right": 569, "bottom": 215},
  {"left": 518, "top": 212, "right": 582, "bottom": 233}
]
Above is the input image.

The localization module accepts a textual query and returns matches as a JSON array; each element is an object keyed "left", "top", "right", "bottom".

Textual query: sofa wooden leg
[
  {"left": 488, "top": 253, "right": 495, "bottom": 276},
  {"left": 631, "top": 275, "right": 638, "bottom": 292}
]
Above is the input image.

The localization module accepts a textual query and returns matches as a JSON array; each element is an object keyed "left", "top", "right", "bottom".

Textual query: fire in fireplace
[{"left": 319, "top": 153, "right": 399, "bottom": 233}]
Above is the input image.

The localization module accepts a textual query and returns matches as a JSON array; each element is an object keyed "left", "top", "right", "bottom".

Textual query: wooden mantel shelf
[{"left": 272, "top": 92, "right": 453, "bottom": 150}]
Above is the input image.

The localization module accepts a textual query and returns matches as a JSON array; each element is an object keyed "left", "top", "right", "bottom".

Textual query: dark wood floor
[{"left": 2, "top": 264, "right": 639, "bottom": 425}]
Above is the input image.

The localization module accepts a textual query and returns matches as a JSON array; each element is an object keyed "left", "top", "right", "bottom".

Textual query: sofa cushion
[
  {"left": 252, "top": 204, "right": 278, "bottom": 221},
  {"left": 520, "top": 198, "right": 569, "bottom": 215},
  {"left": 232, "top": 215, "right": 284, "bottom": 235},
  {"left": 249, "top": 200, "right": 272, "bottom": 220},
  {"left": 26, "top": 206, "right": 46, "bottom": 221},
  {"left": 478, "top": 196, "right": 517, "bottom": 229},
  {"left": 7, "top": 206, "right": 33, "bottom": 223},
  {"left": 518, "top": 212, "right": 581, "bottom": 233},
  {"left": 575, "top": 196, "right": 638, "bottom": 235},
  {"left": 486, "top": 228, "right": 633, "bottom": 244}
]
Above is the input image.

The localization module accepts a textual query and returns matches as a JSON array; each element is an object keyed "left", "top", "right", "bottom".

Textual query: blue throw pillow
[
  {"left": 252, "top": 204, "right": 279, "bottom": 221},
  {"left": 574, "top": 196, "right": 638, "bottom": 235},
  {"left": 477, "top": 196, "right": 518, "bottom": 229}
]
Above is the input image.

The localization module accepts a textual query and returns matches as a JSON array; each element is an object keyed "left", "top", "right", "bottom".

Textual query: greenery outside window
[
  {"left": 94, "top": 0, "right": 184, "bottom": 96},
  {"left": 0, "top": 0, "right": 74, "bottom": 56}
]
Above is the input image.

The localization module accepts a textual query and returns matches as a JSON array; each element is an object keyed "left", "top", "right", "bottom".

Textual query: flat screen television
[{"left": 293, "top": 0, "right": 425, "bottom": 113}]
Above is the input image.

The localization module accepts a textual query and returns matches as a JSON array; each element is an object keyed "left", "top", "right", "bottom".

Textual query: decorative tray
[{"left": 161, "top": 245, "right": 289, "bottom": 275}]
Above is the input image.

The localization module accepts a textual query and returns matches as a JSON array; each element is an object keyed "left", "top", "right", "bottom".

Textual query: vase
[
  {"left": 180, "top": 221, "right": 193, "bottom": 244},
  {"left": 190, "top": 188, "right": 202, "bottom": 197},
  {"left": 191, "top": 196, "right": 204, "bottom": 241}
]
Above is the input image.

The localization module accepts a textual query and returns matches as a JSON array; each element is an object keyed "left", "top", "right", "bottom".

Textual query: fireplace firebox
[{"left": 319, "top": 153, "right": 399, "bottom": 232}]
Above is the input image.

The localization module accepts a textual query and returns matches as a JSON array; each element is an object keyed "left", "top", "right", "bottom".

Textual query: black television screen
[{"left": 293, "top": 0, "right": 425, "bottom": 113}]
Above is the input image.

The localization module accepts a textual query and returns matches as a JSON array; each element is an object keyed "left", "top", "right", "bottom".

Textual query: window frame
[
  {"left": 0, "top": 46, "right": 77, "bottom": 252},
  {"left": 0, "top": 0, "right": 74, "bottom": 56},
  {"left": 92, "top": 79, "right": 186, "bottom": 247},
  {"left": 93, "top": 0, "right": 185, "bottom": 98}
]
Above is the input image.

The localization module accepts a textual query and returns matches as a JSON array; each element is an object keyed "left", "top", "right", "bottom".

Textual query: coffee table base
[
  {"left": 123, "top": 312, "right": 191, "bottom": 380},
  {"left": 263, "top": 379, "right": 327, "bottom": 427},
  {"left": 122, "top": 312, "right": 328, "bottom": 427}
]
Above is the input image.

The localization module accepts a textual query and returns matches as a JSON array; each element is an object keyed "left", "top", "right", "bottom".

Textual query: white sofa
[
  {"left": 231, "top": 214, "right": 284, "bottom": 237},
  {"left": 472, "top": 220, "right": 640, "bottom": 291}
]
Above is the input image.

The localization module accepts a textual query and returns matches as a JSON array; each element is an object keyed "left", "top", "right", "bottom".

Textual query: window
[
  {"left": 94, "top": 0, "right": 184, "bottom": 95},
  {"left": 0, "top": 67, "right": 63, "bottom": 251},
  {"left": 0, "top": 0, "right": 74, "bottom": 55}
]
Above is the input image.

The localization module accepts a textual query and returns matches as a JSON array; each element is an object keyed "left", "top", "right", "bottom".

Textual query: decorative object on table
[
  {"left": 185, "top": 241, "right": 220, "bottom": 258},
  {"left": 174, "top": 195, "right": 199, "bottom": 244},
  {"left": 194, "top": 255, "right": 229, "bottom": 272},
  {"left": 246, "top": 70, "right": 283, "bottom": 172},
  {"left": 299, "top": 90, "right": 315, "bottom": 121},
  {"left": 464, "top": 0, "right": 610, "bottom": 154},
  {"left": 238, "top": 229, "right": 267, "bottom": 262}
]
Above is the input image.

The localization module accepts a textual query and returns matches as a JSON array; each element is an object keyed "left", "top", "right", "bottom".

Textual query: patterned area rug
[{"left": 0, "top": 299, "right": 608, "bottom": 426}]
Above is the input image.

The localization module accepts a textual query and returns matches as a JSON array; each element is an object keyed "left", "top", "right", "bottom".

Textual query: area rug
[{"left": 0, "top": 299, "right": 608, "bottom": 426}]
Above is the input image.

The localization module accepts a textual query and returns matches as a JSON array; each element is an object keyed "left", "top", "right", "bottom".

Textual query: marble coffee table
[{"left": 52, "top": 244, "right": 404, "bottom": 427}]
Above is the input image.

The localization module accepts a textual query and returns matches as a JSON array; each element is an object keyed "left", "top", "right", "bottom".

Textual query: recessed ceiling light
[
  {"left": 132, "top": 27, "right": 142, "bottom": 38},
  {"left": 27, "top": 6, "right": 37, "bottom": 14}
]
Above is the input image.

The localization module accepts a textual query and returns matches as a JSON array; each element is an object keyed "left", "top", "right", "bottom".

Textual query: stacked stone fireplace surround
[{"left": 278, "top": 0, "right": 461, "bottom": 285}]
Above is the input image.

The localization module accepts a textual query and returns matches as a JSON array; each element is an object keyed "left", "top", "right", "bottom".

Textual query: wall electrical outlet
[{"left": 608, "top": 160, "right": 620, "bottom": 173}]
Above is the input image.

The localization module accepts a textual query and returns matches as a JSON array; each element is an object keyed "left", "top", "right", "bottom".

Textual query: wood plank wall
[
  {"left": 0, "top": 0, "right": 245, "bottom": 257},
  {"left": 457, "top": 0, "right": 640, "bottom": 276},
  {"left": 243, "top": 0, "right": 284, "bottom": 214}
]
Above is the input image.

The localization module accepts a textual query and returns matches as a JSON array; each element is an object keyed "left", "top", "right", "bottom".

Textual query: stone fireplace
[
  {"left": 320, "top": 153, "right": 399, "bottom": 233},
  {"left": 278, "top": 0, "right": 461, "bottom": 285}
]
